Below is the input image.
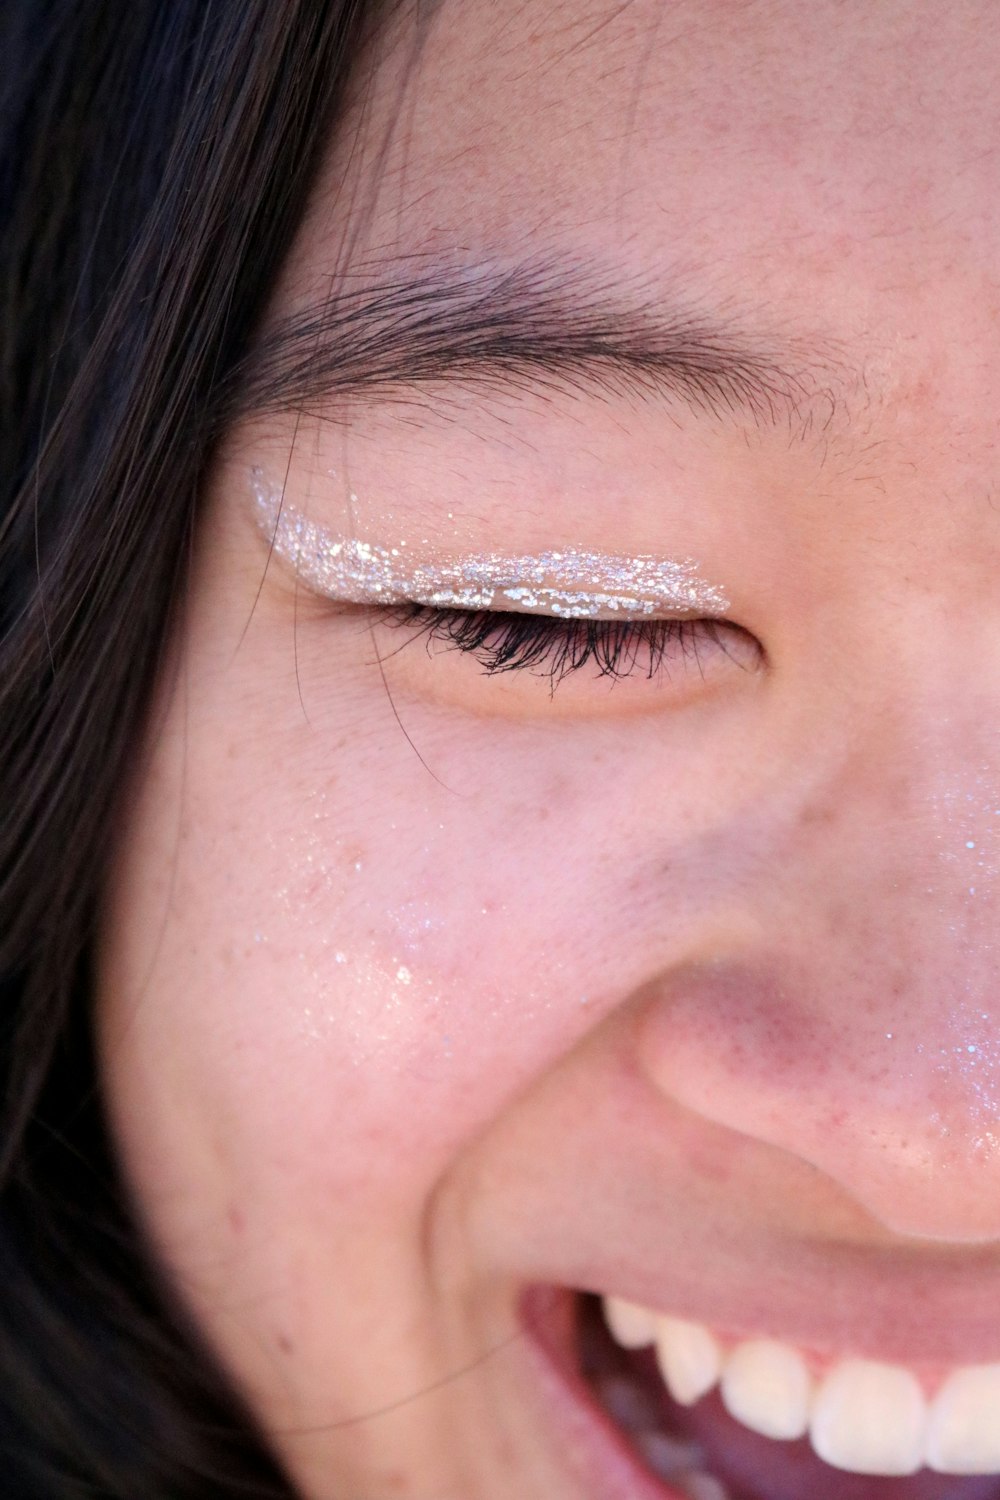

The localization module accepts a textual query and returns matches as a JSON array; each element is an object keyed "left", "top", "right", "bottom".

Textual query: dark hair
[{"left": 0, "top": 2, "right": 382, "bottom": 1493}]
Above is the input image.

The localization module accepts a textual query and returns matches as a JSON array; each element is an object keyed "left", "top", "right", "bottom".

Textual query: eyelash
[{"left": 382, "top": 604, "right": 737, "bottom": 691}]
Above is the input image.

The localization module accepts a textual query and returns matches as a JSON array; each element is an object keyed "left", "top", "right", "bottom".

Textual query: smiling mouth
[{"left": 535, "top": 1291, "right": 1000, "bottom": 1500}]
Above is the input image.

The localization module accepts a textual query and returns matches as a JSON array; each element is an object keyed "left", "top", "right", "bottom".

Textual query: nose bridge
[
  {"left": 643, "top": 655, "right": 1000, "bottom": 1243},
  {"left": 826, "top": 657, "right": 1000, "bottom": 992}
]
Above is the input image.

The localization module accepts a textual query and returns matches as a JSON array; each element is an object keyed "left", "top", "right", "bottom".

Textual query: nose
[{"left": 638, "top": 658, "right": 1000, "bottom": 1244}]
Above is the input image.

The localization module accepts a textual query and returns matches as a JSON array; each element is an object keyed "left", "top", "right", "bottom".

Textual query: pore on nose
[
  {"left": 636, "top": 735, "right": 1000, "bottom": 1243},
  {"left": 637, "top": 963, "right": 1000, "bottom": 1242}
]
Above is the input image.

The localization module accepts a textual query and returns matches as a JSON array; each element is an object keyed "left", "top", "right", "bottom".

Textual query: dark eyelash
[{"left": 382, "top": 604, "right": 728, "bottom": 691}]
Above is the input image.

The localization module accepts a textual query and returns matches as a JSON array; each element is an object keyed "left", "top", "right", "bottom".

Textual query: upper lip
[
  {"left": 481, "top": 1160, "right": 1000, "bottom": 1368},
  {"left": 518, "top": 1239, "right": 1000, "bottom": 1370}
]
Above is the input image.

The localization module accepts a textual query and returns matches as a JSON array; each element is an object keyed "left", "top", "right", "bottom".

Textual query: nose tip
[{"left": 637, "top": 973, "right": 1000, "bottom": 1244}]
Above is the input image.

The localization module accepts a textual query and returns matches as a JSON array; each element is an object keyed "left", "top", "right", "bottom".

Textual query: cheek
[
  {"left": 96, "top": 537, "right": 755, "bottom": 1305},
  {"left": 97, "top": 661, "right": 619, "bottom": 1233}
]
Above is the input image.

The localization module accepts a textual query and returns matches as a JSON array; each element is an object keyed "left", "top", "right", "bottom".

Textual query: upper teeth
[{"left": 602, "top": 1295, "right": 1000, "bottom": 1477}]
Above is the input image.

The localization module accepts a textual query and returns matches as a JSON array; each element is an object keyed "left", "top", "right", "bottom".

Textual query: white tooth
[
  {"left": 655, "top": 1317, "right": 722, "bottom": 1406},
  {"left": 926, "top": 1363, "right": 1000, "bottom": 1474},
  {"left": 672, "top": 1470, "right": 731, "bottom": 1500},
  {"left": 634, "top": 1429, "right": 704, "bottom": 1479},
  {"left": 720, "top": 1338, "right": 811, "bottom": 1441},
  {"left": 810, "top": 1359, "right": 926, "bottom": 1475},
  {"left": 603, "top": 1296, "right": 657, "bottom": 1349}
]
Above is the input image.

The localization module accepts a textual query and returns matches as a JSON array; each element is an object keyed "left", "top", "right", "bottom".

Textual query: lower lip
[{"left": 519, "top": 1286, "right": 690, "bottom": 1500}]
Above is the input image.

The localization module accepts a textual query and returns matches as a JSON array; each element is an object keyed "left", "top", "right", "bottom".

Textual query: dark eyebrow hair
[{"left": 222, "top": 258, "right": 852, "bottom": 435}]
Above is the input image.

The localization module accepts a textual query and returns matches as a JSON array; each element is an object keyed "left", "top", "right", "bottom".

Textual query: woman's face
[{"left": 97, "top": 3, "right": 1000, "bottom": 1497}]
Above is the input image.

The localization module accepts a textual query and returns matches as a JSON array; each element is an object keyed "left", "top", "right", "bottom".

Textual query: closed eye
[{"left": 379, "top": 604, "right": 761, "bottom": 695}]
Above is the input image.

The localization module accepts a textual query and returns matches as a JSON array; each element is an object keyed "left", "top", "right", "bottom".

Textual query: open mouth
[{"left": 525, "top": 1289, "right": 1000, "bottom": 1500}]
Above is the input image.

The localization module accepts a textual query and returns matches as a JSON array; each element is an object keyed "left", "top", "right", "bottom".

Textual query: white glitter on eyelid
[{"left": 251, "top": 469, "right": 730, "bottom": 618}]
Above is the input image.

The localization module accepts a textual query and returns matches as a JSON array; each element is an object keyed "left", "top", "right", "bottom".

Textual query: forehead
[
  {"left": 293, "top": 0, "right": 1000, "bottom": 293},
  {"left": 258, "top": 0, "right": 1000, "bottom": 537}
]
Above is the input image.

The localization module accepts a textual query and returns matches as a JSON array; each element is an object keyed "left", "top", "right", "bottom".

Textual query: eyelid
[{"left": 251, "top": 469, "right": 731, "bottom": 622}]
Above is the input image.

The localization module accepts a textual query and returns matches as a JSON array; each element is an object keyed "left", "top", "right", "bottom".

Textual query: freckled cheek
[
  {"left": 259, "top": 788, "right": 588, "bottom": 1036},
  {"left": 134, "top": 755, "right": 577, "bottom": 1171}
]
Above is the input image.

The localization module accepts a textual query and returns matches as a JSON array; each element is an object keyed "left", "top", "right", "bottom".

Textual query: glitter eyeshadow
[{"left": 251, "top": 470, "right": 729, "bottom": 619}]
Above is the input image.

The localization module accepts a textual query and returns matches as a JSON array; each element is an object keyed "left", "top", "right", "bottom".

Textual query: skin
[{"left": 97, "top": 1, "right": 1000, "bottom": 1496}]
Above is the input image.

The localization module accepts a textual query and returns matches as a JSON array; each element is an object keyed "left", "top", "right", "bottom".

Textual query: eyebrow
[{"left": 224, "top": 257, "right": 854, "bottom": 436}]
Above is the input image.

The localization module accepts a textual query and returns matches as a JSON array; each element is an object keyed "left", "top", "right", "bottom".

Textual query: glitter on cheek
[
  {"left": 248, "top": 801, "right": 474, "bottom": 1068},
  {"left": 293, "top": 948, "right": 447, "bottom": 1057},
  {"left": 250, "top": 469, "right": 730, "bottom": 618}
]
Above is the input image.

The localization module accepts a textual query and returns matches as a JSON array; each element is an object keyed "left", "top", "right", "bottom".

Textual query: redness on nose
[{"left": 635, "top": 966, "right": 1000, "bottom": 1243}]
